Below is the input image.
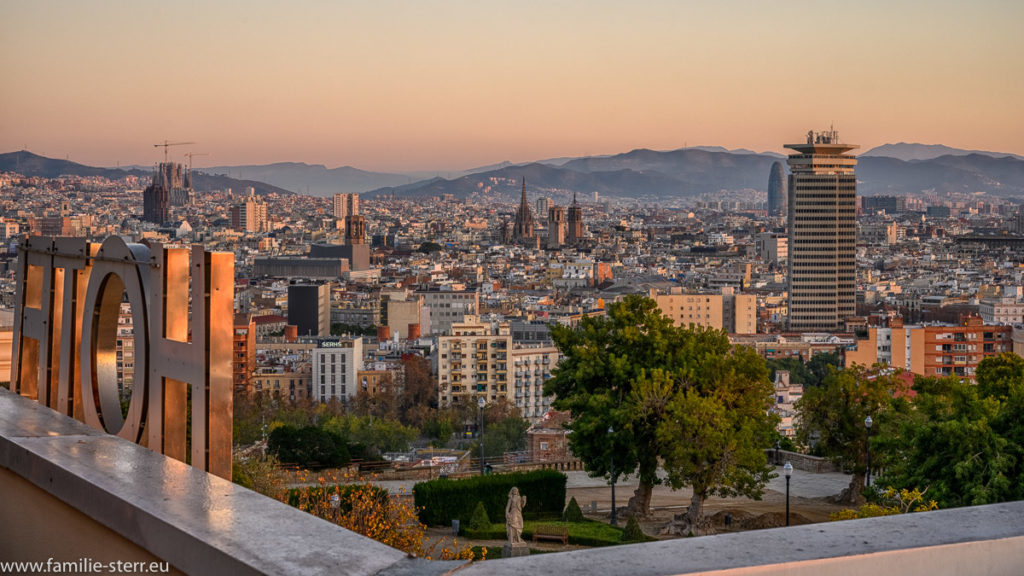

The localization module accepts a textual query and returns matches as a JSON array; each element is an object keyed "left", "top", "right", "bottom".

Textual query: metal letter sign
[{"left": 10, "top": 236, "right": 234, "bottom": 479}]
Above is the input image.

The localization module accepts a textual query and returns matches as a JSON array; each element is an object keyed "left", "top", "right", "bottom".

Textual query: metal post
[
  {"left": 785, "top": 475, "right": 791, "bottom": 526},
  {"left": 865, "top": 415, "right": 873, "bottom": 488},
  {"left": 478, "top": 396, "right": 486, "bottom": 476},
  {"left": 783, "top": 461, "right": 793, "bottom": 527},
  {"left": 608, "top": 425, "right": 617, "bottom": 526}
]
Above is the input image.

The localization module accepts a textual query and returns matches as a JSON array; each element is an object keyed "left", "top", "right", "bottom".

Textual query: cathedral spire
[{"left": 521, "top": 177, "right": 528, "bottom": 209}]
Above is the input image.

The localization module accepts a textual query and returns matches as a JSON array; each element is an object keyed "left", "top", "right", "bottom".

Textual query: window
[{"left": 540, "top": 441, "right": 549, "bottom": 451}]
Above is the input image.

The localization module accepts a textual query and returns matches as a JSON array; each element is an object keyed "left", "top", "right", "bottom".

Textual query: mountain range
[
  {"left": 0, "top": 151, "right": 293, "bottom": 196},
  {"left": 861, "top": 142, "right": 1024, "bottom": 162},
  {"left": 203, "top": 162, "right": 411, "bottom": 196},
  {"left": 4, "top": 143, "right": 1024, "bottom": 201},
  {"left": 365, "top": 147, "right": 1024, "bottom": 200}
]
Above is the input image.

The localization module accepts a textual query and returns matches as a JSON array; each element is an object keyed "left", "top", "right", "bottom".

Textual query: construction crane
[
  {"left": 153, "top": 140, "right": 195, "bottom": 163},
  {"left": 184, "top": 152, "right": 208, "bottom": 172}
]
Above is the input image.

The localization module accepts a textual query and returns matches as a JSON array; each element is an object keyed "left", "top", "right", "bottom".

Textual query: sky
[{"left": 2, "top": 0, "right": 1023, "bottom": 173}]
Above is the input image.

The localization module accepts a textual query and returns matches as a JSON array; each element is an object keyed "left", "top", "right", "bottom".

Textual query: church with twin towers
[{"left": 508, "top": 178, "right": 584, "bottom": 250}]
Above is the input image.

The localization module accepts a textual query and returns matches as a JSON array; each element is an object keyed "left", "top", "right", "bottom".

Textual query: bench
[{"left": 532, "top": 524, "right": 569, "bottom": 545}]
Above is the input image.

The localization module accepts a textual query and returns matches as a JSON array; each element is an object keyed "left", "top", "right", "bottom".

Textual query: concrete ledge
[
  {"left": 0, "top": 389, "right": 460, "bottom": 576},
  {"left": 457, "top": 496, "right": 1024, "bottom": 576},
  {"left": 4, "top": 387, "right": 1024, "bottom": 576}
]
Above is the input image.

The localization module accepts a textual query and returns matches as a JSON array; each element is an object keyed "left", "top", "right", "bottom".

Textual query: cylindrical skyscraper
[{"left": 767, "top": 161, "right": 787, "bottom": 217}]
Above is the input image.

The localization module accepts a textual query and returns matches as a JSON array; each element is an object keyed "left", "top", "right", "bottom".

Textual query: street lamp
[
  {"left": 783, "top": 461, "right": 793, "bottom": 527},
  {"left": 608, "top": 425, "right": 617, "bottom": 526},
  {"left": 478, "top": 396, "right": 486, "bottom": 476},
  {"left": 864, "top": 415, "right": 873, "bottom": 488},
  {"left": 774, "top": 440, "right": 781, "bottom": 466}
]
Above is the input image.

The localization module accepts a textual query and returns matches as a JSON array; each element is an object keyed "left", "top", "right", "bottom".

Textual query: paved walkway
[{"left": 359, "top": 465, "right": 850, "bottom": 502}]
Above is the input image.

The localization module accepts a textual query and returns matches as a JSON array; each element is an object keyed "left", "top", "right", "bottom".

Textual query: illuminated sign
[{"left": 10, "top": 236, "right": 234, "bottom": 479}]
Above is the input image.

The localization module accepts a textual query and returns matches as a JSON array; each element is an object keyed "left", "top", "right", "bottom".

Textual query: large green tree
[
  {"left": 796, "top": 365, "right": 900, "bottom": 503},
  {"left": 876, "top": 354, "right": 1024, "bottom": 508},
  {"left": 546, "top": 294, "right": 777, "bottom": 518}
]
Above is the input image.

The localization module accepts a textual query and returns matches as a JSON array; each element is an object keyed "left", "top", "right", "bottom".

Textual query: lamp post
[
  {"left": 783, "top": 461, "right": 793, "bottom": 527},
  {"left": 608, "top": 425, "right": 617, "bottom": 526},
  {"left": 864, "top": 415, "right": 873, "bottom": 488},
  {"left": 478, "top": 396, "right": 486, "bottom": 476},
  {"left": 774, "top": 440, "right": 781, "bottom": 466}
]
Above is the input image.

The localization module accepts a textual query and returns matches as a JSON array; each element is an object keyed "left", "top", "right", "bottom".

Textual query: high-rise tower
[
  {"left": 512, "top": 178, "right": 536, "bottom": 246},
  {"left": 785, "top": 129, "right": 858, "bottom": 332},
  {"left": 767, "top": 161, "right": 786, "bottom": 217}
]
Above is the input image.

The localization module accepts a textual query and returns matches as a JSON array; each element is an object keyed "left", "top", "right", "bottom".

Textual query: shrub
[
  {"left": 413, "top": 470, "right": 567, "bottom": 526},
  {"left": 284, "top": 483, "right": 385, "bottom": 511},
  {"left": 268, "top": 425, "right": 350, "bottom": 468},
  {"left": 621, "top": 515, "right": 645, "bottom": 542},
  {"left": 469, "top": 501, "right": 491, "bottom": 532},
  {"left": 562, "top": 497, "right": 584, "bottom": 522}
]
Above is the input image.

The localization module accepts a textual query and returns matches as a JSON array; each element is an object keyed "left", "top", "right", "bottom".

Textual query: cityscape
[{"left": 1, "top": 2, "right": 1023, "bottom": 575}]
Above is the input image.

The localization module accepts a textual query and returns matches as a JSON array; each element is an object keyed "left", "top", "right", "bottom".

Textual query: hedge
[{"left": 413, "top": 470, "right": 567, "bottom": 526}]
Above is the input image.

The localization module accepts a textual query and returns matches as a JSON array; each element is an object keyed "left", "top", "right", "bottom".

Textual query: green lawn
[{"left": 465, "top": 519, "right": 627, "bottom": 547}]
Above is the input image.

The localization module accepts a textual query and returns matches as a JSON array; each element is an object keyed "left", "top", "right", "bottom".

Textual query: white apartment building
[{"left": 312, "top": 338, "right": 363, "bottom": 403}]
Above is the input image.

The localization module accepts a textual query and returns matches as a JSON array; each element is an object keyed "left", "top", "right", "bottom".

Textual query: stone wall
[{"left": 765, "top": 449, "right": 841, "bottom": 473}]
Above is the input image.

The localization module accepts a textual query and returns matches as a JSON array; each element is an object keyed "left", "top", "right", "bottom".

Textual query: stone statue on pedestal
[{"left": 503, "top": 486, "right": 530, "bottom": 557}]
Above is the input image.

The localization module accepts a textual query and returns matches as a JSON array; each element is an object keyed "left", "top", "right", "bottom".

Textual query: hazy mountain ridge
[
  {"left": 862, "top": 142, "right": 1024, "bottom": 162},
  {"left": 0, "top": 151, "right": 293, "bottom": 196},
  {"left": 204, "top": 162, "right": 410, "bottom": 196},
  {"left": 7, "top": 145, "right": 1024, "bottom": 201},
  {"left": 368, "top": 148, "right": 1024, "bottom": 200}
]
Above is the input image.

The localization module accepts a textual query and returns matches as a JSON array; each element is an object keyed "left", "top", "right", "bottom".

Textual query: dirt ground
[{"left": 566, "top": 483, "right": 846, "bottom": 537}]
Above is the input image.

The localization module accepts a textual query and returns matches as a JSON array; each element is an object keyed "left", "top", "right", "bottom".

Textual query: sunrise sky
[{"left": 1, "top": 1, "right": 1022, "bottom": 172}]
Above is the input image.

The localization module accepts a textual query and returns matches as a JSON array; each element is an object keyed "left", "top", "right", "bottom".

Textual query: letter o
[{"left": 79, "top": 237, "right": 150, "bottom": 442}]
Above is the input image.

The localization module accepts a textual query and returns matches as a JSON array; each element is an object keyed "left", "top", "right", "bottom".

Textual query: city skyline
[{"left": 2, "top": 1, "right": 1023, "bottom": 172}]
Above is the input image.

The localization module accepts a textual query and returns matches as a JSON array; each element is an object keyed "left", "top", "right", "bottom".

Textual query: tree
[
  {"left": 651, "top": 345, "right": 778, "bottom": 529},
  {"left": 352, "top": 373, "right": 399, "bottom": 421},
  {"left": 477, "top": 416, "right": 528, "bottom": 459},
  {"left": 546, "top": 294, "right": 776, "bottom": 518},
  {"left": 796, "top": 365, "right": 899, "bottom": 504},
  {"left": 806, "top": 352, "right": 842, "bottom": 386},
  {"left": 765, "top": 357, "right": 812, "bottom": 387},
  {"left": 398, "top": 354, "right": 439, "bottom": 429},
  {"left": 267, "top": 425, "right": 350, "bottom": 468},
  {"left": 322, "top": 415, "right": 418, "bottom": 459},
  {"left": 875, "top": 354, "right": 1024, "bottom": 508}
]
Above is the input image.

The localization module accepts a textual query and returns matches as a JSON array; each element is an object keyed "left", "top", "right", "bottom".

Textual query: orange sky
[{"left": 1, "top": 1, "right": 1022, "bottom": 172}]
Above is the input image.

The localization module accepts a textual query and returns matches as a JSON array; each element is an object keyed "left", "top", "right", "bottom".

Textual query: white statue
[{"left": 505, "top": 486, "right": 527, "bottom": 544}]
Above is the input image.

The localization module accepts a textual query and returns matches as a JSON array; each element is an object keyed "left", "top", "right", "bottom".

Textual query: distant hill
[
  {"left": 0, "top": 150, "right": 293, "bottom": 196},
  {"left": 366, "top": 147, "right": 1024, "bottom": 200},
  {"left": 366, "top": 148, "right": 785, "bottom": 200},
  {"left": 862, "top": 142, "right": 1024, "bottom": 162},
  {"left": 204, "top": 162, "right": 411, "bottom": 196},
  {"left": 7, "top": 146, "right": 1024, "bottom": 202},
  {"left": 858, "top": 154, "right": 1024, "bottom": 196}
]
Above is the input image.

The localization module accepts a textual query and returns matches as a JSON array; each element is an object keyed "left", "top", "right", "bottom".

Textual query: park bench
[{"left": 532, "top": 524, "right": 569, "bottom": 545}]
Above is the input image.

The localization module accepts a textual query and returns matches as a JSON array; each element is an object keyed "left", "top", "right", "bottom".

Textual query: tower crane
[
  {"left": 184, "top": 152, "right": 208, "bottom": 172},
  {"left": 153, "top": 140, "right": 195, "bottom": 163}
]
